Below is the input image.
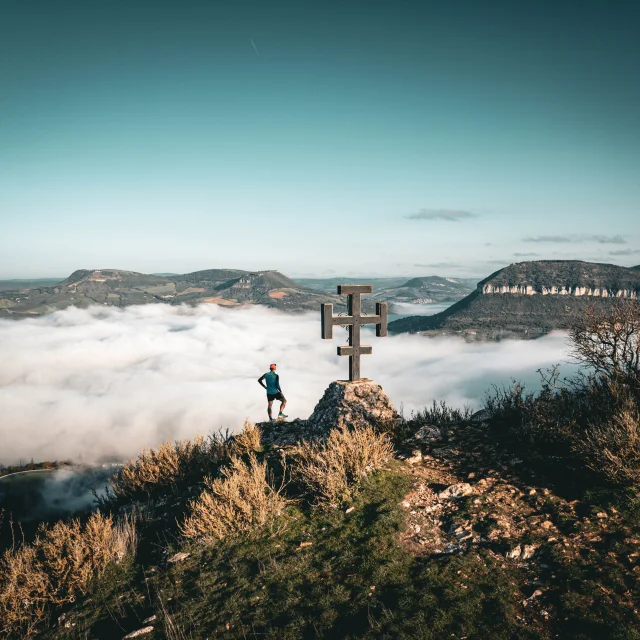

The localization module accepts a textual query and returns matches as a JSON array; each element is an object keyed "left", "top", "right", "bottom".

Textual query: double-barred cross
[{"left": 321, "top": 285, "right": 388, "bottom": 382}]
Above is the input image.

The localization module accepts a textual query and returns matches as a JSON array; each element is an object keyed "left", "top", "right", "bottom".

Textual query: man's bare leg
[
  {"left": 268, "top": 400, "right": 274, "bottom": 420},
  {"left": 279, "top": 399, "right": 287, "bottom": 413}
]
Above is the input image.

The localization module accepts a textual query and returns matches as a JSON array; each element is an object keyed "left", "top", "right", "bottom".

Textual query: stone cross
[{"left": 321, "top": 285, "right": 388, "bottom": 382}]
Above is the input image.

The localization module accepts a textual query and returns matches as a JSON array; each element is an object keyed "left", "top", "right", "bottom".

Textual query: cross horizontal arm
[
  {"left": 331, "top": 314, "right": 382, "bottom": 326},
  {"left": 337, "top": 345, "right": 372, "bottom": 356},
  {"left": 337, "top": 284, "right": 372, "bottom": 294}
]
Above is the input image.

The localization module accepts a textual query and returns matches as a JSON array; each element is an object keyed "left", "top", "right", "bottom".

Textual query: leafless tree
[{"left": 569, "top": 300, "right": 640, "bottom": 385}]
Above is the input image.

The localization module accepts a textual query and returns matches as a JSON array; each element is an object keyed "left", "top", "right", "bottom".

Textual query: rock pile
[{"left": 307, "top": 379, "right": 398, "bottom": 435}]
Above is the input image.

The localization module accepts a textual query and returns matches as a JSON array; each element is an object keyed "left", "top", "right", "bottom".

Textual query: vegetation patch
[
  {"left": 289, "top": 424, "right": 394, "bottom": 505},
  {"left": 181, "top": 454, "right": 289, "bottom": 542}
]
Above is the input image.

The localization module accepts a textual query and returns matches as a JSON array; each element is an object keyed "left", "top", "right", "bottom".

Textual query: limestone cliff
[{"left": 478, "top": 260, "right": 640, "bottom": 299}]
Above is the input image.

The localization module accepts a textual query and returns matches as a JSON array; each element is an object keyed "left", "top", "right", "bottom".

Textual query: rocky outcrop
[
  {"left": 258, "top": 379, "right": 398, "bottom": 446},
  {"left": 307, "top": 379, "right": 399, "bottom": 435}
]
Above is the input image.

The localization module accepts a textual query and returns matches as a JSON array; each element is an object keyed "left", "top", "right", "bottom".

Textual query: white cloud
[{"left": 0, "top": 305, "right": 573, "bottom": 465}]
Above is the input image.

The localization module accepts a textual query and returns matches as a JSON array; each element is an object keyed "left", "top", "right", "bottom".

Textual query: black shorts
[{"left": 267, "top": 392, "right": 285, "bottom": 402}]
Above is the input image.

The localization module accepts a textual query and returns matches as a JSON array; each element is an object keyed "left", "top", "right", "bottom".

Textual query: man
[{"left": 258, "top": 363, "right": 288, "bottom": 422}]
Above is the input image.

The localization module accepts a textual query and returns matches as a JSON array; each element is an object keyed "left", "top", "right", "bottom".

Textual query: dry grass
[
  {"left": 0, "top": 512, "right": 137, "bottom": 638},
  {"left": 578, "top": 398, "right": 640, "bottom": 485},
  {"left": 181, "top": 454, "right": 288, "bottom": 542},
  {"left": 109, "top": 434, "right": 231, "bottom": 501},
  {"left": 230, "top": 420, "right": 262, "bottom": 456},
  {"left": 290, "top": 425, "right": 394, "bottom": 505}
]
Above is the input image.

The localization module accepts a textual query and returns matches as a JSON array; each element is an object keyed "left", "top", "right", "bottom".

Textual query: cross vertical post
[{"left": 320, "top": 285, "right": 388, "bottom": 382}]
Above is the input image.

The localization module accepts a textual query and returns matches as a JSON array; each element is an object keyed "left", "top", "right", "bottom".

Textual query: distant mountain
[
  {"left": 374, "top": 276, "right": 476, "bottom": 306},
  {"left": 389, "top": 260, "right": 640, "bottom": 339},
  {"left": 297, "top": 275, "right": 476, "bottom": 308},
  {"left": 0, "top": 278, "right": 64, "bottom": 292},
  {"left": 0, "top": 268, "right": 340, "bottom": 318}
]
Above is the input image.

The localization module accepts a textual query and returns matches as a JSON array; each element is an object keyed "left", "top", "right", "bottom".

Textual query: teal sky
[{"left": 1, "top": 0, "right": 638, "bottom": 278}]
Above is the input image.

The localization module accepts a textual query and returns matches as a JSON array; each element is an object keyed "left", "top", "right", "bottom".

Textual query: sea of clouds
[{"left": 0, "top": 304, "right": 575, "bottom": 465}]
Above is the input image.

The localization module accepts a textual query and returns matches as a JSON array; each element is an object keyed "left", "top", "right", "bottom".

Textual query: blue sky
[{"left": 1, "top": 0, "right": 638, "bottom": 278}]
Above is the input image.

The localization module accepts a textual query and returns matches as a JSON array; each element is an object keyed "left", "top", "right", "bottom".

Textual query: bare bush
[
  {"left": 0, "top": 512, "right": 137, "bottom": 638},
  {"left": 181, "top": 455, "right": 289, "bottom": 542},
  {"left": 570, "top": 300, "right": 640, "bottom": 385},
  {"left": 0, "top": 545, "right": 49, "bottom": 638},
  {"left": 290, "top": 425, "right": 394, "bottom": 505},
  {"left": 109, "top": 433, "right": 231, "bottom": 501},
  {"left": 230, "top": 420, "right": 262, "bottom": 456},
  {"left": 39, "top": 512, "right": 137, "bottom": 604},
  {"left": 577, "top": 397, "right": 640, "bottom": 485}
]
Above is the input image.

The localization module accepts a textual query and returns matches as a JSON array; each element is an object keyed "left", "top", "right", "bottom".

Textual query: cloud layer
[
  {"left": 523, "top": 234, "right": 626, "bottom": 244},
  {"left": 406, "top": 209, "right": 478, "bottom": 222},
  {"left": 0, "top": 305, "right": 573, "bottom": 465}
]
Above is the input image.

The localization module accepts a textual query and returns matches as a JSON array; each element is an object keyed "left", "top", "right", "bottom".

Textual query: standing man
[{"left": 258, "top": 363, "right": 288, "bottom": 422}]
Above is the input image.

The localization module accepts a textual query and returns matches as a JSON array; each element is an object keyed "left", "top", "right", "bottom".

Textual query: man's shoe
[
  {"left": 269, "top": 417, "right": 275, "bottom": 422},
  {"left": 278, "top": 413, "right": 288, "bottom": 419}
]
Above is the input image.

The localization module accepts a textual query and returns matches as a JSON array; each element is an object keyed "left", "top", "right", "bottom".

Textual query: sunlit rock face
[
  {"left": 477, "top": 261, "right": 640, "bottom": 299},
  {"left": 480, "top": 284, "right": 638, "bottom": 298},
  {"left": 307, "top": 379, "right": 398, "bottom": 434}
]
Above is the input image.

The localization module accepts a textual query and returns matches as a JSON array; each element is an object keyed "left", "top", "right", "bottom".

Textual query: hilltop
[{"left": 390, "top": 260, "right": 640, "bottom": 339}]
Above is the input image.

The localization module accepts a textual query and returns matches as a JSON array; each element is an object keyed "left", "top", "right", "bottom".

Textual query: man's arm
[
  {"left": 258, "top": 374, "right": 267, "bottom": 389},
  {"left": 275, "top": 373, "right": 282, "bottom": 392}
]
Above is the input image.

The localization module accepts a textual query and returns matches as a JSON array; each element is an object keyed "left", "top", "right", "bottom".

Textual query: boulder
[
  {"left": 411, "top": 425, "right": 442, "bottom": 443},
  {"left": 306, "top": 379, "right": 398, "bottom": 436},
  {"left": 438, "top": 483, "right": 473, "bottom": 500}
]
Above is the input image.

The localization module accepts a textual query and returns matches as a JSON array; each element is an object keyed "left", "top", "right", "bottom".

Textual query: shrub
[
  {"left": 569, "top": 300, "right": 640, "bottom": 387},
  {"left": 108, "top": 433, "right": 231, "bottom": 502},
  {"left": 411, "top": 399, "right": 473, "bottom": 427},
  {"left": 37, "top": 512, "right": 137, "bottom": 604},
  {"left": 230, "top": 421, "right": 262, "bottom": 456},
  {"left": 483, "top": 311, "right": 640, "bottom": 487},
  {"left": 577, "top": 395, "right": 640, "bottom": 485},
  {"left": 0, "top": 512, "right": 137, "bottom": 638},
  {"left": 181, "top": 455, "right": 288, "bottom": 542},
  {"left": 0, "top": 545, "right": 49, "bottom": 638},
  {"left": 290, "top": 425, "right": 394, "bottom": 505}
]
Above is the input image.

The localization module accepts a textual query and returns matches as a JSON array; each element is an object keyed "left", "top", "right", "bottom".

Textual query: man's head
[{"left": 269, "top": 363, "right": 277, "bottom": 371}]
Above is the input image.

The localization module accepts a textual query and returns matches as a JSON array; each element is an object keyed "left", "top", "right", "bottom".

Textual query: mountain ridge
[
  {"left": 390, "top": 260, "right": 640, "bottom": 339},
  {"left": 0, "top": 267, "right": 339, "bottom": 317}
]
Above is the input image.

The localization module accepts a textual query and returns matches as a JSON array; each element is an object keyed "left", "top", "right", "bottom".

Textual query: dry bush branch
[
  {"left": 290, "top": 425, "right": 394, "bottom": 505},
  {"left": 0, "top": 545, "right": 50, "bottom": 638},
  {"left": 577, "top": 397, "right": 640, "bottom": 485},
  {"left": 0, "top": 512, "right": 137, "bottom": 637},
  {"left": 36, "top": 512, "right": 137, "bottom": 605},
  {"left": 181, "top": 454, "right": 289, "bottom": 542},
  {"left": 570, "top": 300, "right": 640, "bottom": 385},
  {"left": 110, "top": 434, "right": 231, "bottom": 501},
  {"left": 230, "top": 420, "right": 262, "bottom": 456}
]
